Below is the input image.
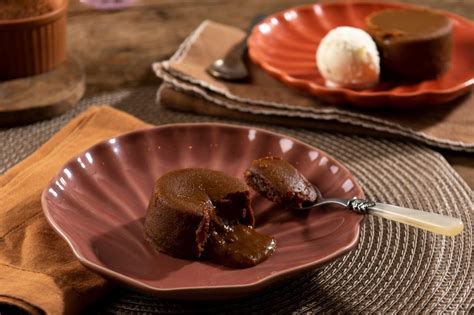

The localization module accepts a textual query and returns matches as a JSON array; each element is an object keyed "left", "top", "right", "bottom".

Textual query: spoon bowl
[
  {"left": 207, "top": 14, "right": 266, "bottom": 81},
  {"left": 207, "top": 54, "right": 249, "bottom": 81}
]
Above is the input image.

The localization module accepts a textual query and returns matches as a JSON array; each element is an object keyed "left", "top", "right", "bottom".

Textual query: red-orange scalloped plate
[{"left": 247, "top": 1, "right": 474, "bottom": 108}]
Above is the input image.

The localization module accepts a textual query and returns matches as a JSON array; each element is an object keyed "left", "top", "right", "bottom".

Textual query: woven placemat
[{"left": 1, "top": 87, "right": 472, "bottom": 313}]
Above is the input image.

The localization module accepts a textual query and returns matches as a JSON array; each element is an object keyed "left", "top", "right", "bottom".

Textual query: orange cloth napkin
[{"left": 0, "top": 106, "right": 149, "bottom": 315}]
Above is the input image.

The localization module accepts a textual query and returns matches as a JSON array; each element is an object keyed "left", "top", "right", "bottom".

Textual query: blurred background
[{"left": 68, "top": 0, "right": 474, "bottom": 95}]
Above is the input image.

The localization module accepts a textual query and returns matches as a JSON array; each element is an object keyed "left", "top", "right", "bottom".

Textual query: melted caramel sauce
[{"left": 205, "top": 222, "right": 276, "bottom": 268}]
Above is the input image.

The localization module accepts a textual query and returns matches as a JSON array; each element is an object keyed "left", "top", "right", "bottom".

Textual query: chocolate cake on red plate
[{"left": 366, "top": 8, "right": 453, "bottom": 81}]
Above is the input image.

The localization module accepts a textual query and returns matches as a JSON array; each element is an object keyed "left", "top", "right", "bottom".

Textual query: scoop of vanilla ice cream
[{"left": 316, "top": 26, "right": 380, "bottom": 89}]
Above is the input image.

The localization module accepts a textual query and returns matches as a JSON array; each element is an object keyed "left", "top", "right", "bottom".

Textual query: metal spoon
[
  {"left": 207, "top": 15, "right": 266, "bottom": 81},
  {"left": 294, "top": 185, "right": 464, "bottom": 237}
]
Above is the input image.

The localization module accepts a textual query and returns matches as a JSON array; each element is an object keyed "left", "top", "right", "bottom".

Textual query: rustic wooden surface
[
  {"left": 66, "top": 0, "right": 474, "bottom": 95},
  {"left": 0, "top": 57, "right": 85, "bottom": 126}
]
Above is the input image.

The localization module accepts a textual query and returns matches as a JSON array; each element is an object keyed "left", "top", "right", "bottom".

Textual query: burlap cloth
[
  {"left": 0, "top": 87, "right": 472, "bottom": 313},
  {"left": 152, "top": 21, "right": 474, "bottom": 153}
]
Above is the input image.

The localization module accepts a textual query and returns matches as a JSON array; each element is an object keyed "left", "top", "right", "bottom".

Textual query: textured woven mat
[{"left": 1, "top": 87, "right": 472, "bottom": 313}]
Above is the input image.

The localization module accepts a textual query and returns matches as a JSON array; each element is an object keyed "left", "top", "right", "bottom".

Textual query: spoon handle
[
  {"left": 231, "top": 14, "right": 268, "bottom": 56},
  {"left": 367, "top": 203, "right": 464, "bottom": 236}
]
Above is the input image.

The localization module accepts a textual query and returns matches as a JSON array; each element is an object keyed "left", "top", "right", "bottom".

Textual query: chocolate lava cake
[
  {"left": 245, "top": 156, "right": 317, "bottom": 208},
  {"left": 144, "top": 168, "right": 275, "bottom": 268},
  {"left": 366, "top": 8, "right": 453, "bottom": 81}
]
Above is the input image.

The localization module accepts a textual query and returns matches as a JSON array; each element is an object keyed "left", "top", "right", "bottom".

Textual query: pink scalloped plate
[
  {"left": 41, "top": 123, "right": 364, "bottom": 300},
  {"left": 248, "top": 1, "right": 474, "bottom": 108}
]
